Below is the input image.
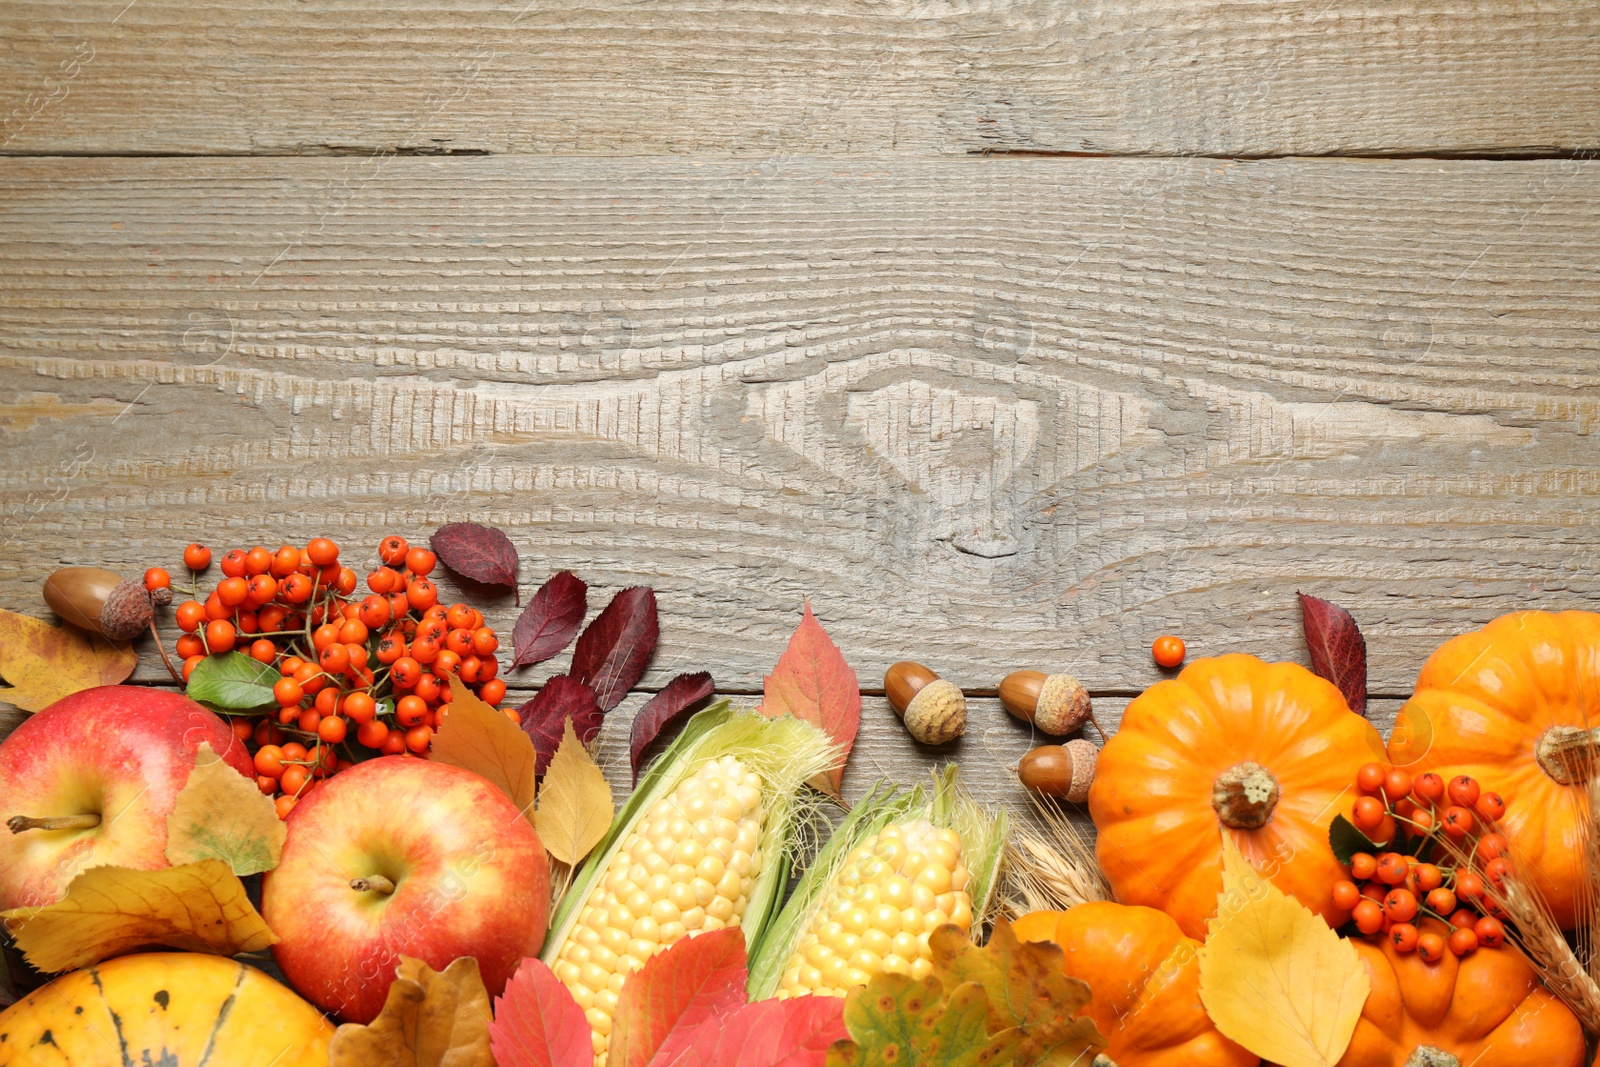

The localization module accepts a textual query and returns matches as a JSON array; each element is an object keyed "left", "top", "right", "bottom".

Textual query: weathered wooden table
[{"left": 1, "top": 1, "right": 1597, "bottom": 818}]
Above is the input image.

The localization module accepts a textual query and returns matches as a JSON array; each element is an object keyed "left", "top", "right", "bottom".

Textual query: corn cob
[
  {"left": 542, "top": 702, "right": 836, "bottom": 1064},
  {"left": 746, "top": 765, "right": 1006, "bottom": 1001}
]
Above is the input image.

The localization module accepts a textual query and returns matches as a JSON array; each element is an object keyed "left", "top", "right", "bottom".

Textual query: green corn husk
[
  {"left": 540, "top": 701, "right": 838, "bottom": 970},
  {"left": 745, "top": 764, "right": 1008, "bottom": 1000}
]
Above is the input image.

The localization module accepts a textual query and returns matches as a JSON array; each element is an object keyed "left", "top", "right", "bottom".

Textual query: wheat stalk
[{"left": 1002, "top": 793, "right": 1111, "bottom": 915}]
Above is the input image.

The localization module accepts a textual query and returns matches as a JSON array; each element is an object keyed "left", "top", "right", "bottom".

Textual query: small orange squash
[
  {"left": 0, "top": 951, "right": 333, "bottom": 1066},
  {"left": 1388, "top": 610, "right": 1600, "bottom": 930},
  {"left": 1019, "top": 903, "right": 1258, "bottom": 1067},
  {"left": 1338, "top": 919, "right": 1585, "bottom": 1067},
  {"left": 1089, "top": 654, "right": 1385, "bottom": 937}
]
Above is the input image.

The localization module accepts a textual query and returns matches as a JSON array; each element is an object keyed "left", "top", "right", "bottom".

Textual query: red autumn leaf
[
  {"left": 513, "top": 571, "right": 588, "bottom": 669},
  {"left": 608, "top": 927, "right": 747, "bottom": 1067},
  {"left": 656, "top": 996, "right": 847, "bottom": 1067},
  {"left": 517, "top": 675, "right": 603, "bottom": 774},
  {"left": 430, "top": 522, "right": 521, "bottom": 603},
  {"left": 629, "top": 672, "right": 715, "bottom": 784},
  {"left": 1298, "top": 591, "right": 1368, "bottom": 717},
  {"left": 571, "top": 587, "right": 659, "bottom": 713},
  {"left": 488, "top": 957, "right": 591, "bottom": 1067},
  {"left": 758, "top": 602, "right": 860, "bottom": 797}
]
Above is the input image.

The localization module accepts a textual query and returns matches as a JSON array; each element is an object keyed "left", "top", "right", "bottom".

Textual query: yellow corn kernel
[
  {"left": 776, "top": 818, "right": 971, "bottom": 999},
  {"left": 556, "top": 755, "right": 766, "bottom": 1064}
]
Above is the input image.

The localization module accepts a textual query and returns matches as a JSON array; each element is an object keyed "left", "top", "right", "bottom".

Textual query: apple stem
[
  {"left": 8, "top": 814, "right": 102, "bottom": 834},
  {"left": 350, "top": 875, "right": 396, "bottom": 895}
]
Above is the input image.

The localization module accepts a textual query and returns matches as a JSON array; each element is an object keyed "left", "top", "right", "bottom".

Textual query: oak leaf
[
  {"left": 0, "top": 859, "right": 276, "bottom": 972},
  {"left": 928, "top": 918, "right": 1103, "bottom": 1067},
  {"left": 0, "top": 609, "right": 136, "bottom": 712},
  {"left": 609, "top": 926, "right": 748, "bottom": 1067},
  {"left": 431, "top": 522, "right": 521, "bottom": 603},
  {"left": 513, "top": 570, "right": 588, "bottom": 669},
  {"left": 488, "top": 957, "right": 592, "bottom": 1067},
  {"left": 164, "top": 741, "right": 285, "bottom": 875},
  {"left": 1298, "top": 592, "right": 1368, "bottom": 716},
  {"left": 629, "top": 671, "right": 715, "bottom": 782},
  {"left": 330, "top": 955, "right": 495, "bottom": 1067},
  {"left": 535, "top": 718, "right": 614, "bottom": 868},
  {"left": 435, "top": 676, "right": 538, "bottom": 821},
  {"left": 759, "top": 602, "right": 860, "bottom": 797},
  {"left": 827, "top": 974, "right": 1017, "bottom": 1067},
  {"left": 1198, "top": 833, "right": 1369, "bottom": 1067},
  {"left": 518, "top": 674, "right": 604, "bottom": 776},
  {"left": 571, "top": 586, "right": 659, "bottom": 712}
]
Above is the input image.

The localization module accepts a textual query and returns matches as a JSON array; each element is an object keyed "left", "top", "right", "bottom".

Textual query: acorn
[
  {"left": 999, "top": 670, "right": 1092, "bottom": 736},
  {"left": 885, "top": 661, "right": 966, "bottom": 745},
  {"left": 1018, "top": 739, "right": 1098, "bottom": 803},
  {"left": 43, "top": 567, "right": 153, "bottom": 642}
]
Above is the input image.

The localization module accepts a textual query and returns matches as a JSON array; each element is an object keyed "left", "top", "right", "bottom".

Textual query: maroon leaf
[
  {"left": 1298, "top": 591, "right": 1368, "bottom": 717},
  {"left": 488, "top": 957, "right": 592, "bottom": 1067},
  {"left": 571, "top": 587, "right": 659, "bottom": 713},
  {"left": 656, "top": 996, "right": 847, "bottom": 1067},
  {"left": 629, "top": 672, "right": 715, "bottom": 783},
  {"left": 430, "top": 522, "right": 521, "bottom": 603},
  {"left": 512, "top": 571, "right": 588, "bottom": 669},
  {"left": 517, "top": 675, "right": 603, "bottom": 774}
]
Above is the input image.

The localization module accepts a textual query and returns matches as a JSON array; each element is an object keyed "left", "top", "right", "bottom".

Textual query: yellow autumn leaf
[
  {"left": 1198, "top": 833, "right": 1369, "bottom": 1067},
  {"left": 165, "top": 741, "right": 286, "bottom": 875},
  {"left": 535, "top": 717, "right": 614, "bottom": 868},
  {"left": 0, "top": 859, "right": 277, "bottom": 972},
  {"left": 329, "top": 955, "right": 494, "bottom": 1067},
  {"left": 0, "top": 609, "right": 137, "bottom": 712},
  {"left": 432, "top": 676, "right": 538, "bottom": 822}
]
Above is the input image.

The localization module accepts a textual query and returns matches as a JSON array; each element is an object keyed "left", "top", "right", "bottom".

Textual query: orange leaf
[
  {"left": 758, "top": 602, "right": 860, "bottom": 797},
  {"left": 609, "top": 927, "right": 748, "bottom": 1067},
  {"left": 0, "top": 609, "right": 136, "bottom": 712},
  {"left": 433, "top": 676, "right": 538, "bottom": 823},
  {"left": 330, "top": 955, "right": 495, "bottom": 1067}
]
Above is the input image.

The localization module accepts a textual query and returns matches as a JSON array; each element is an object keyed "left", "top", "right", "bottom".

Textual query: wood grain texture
[
  {"left": 1, "top": 0, "right": 1597, "bottom": 158},
  {"left": 1, "top": 157, "right": 1598, "bottom": 702}
]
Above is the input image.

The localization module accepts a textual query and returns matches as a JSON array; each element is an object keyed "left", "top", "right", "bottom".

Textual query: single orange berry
[
  {"left": 319, "top": 643, "right": 350, "bottom": 673},
  {"left": 1413, "top": 864, "right": 1443, "bottom": 892},
  {"left": 1352, "top": 899, "right": 1384, "bottom": 935},
  {"left": 375, "top": 631, "right": 406, "bottom": 665},
  {"left": 175, "top": 600, "right": 206, "bottom": 633},
  {"left": 434, "top": 649, "right": 461, "bottom": 676},
  {"left": 356, "top": 718, "right": 390, "bottom": 749},
  {"left": 317, "top": 716, "right": 348, "bottom": 744},
  {"left": 343, "top": 691, "right": 376, "bottom": 724},
  {"left": 404, "top": 724, "right": 434, "bottom": 754},
  {"left": 205, "top": 619, "right": 236, "bottom": 653},
  {"left": 245, "top": 573, "right": 278, "bottom": 606},
  {"left": 274, "top": 795, "right": 298, "bottom": 819},
  {"left": 183, "top": 543, "right": 212, "bottom": 571},
  {"left": 1416, "top": 931, "right": 1445, "bottom": 962},
  {"left": 367, "top": 568, "right": 398, "bottom": 595},
  {"left": 1349, "top": 852, "right": 1377, "bottom": 880},
  {"left": 314, "top": 686, "right": 339, "bottom": 715},
  {"left": 445, "top": 603, "right": 474, "bottom": 630},
  {"left": 276, "top": 705, "right": 300, "bottom": 725},
  {"left": 379, "top": 535, "right": 409, "bottom": 566},
  {"left": 1351, "top": 796, "right": 1385, "bottom": 832},
  {"left": 1475, "top": 792, "right": 1506, "bottom": 822},
  {"left": 471, "top": 627, "right": 499, "bottom": 656},
  {"left": 1456, "top": 872, "right": 1485, "bottom": 902},
  {"left": 387, "top": 591, "right": 412, "bottom": 619},
  {"left": 1383, "top": 888, "right": 1418, "bottom": 923},
  {"left": 143, "top": 567, "right": 172, "bottom": 592},
  {"left": 306, "top": 537, "right": 339, "bottom": 567},
  {"left": 1474, "top": 916, "right": 1505, "bottom": 947},
  {"left": 237, "top": 610, "right": 259, "bottom": 635},
  {"left": 297, "top": 707, "right": 322, "bottom": 734},
  {"left": 270, "top": 545, "right": 301, "bottom": 578},
  {"left": 1441, "top": 806, "right": 1475, "bottom": 839},
  {"left": 1151, "top": 635, "right": 1185, "bottom": 668},
  {"left": 458, "top": 656, "right": 483, "bottom": 684},
  {"left": 405, "top": 547, "right": 437, "bottom": 577},
  {"left": 335, "top": 567, "right": 358, "bottom": 596},
  {"left": 1448, "top": 909, "right": 1476, "bottom": 928},
  {"left": 231, "top": 717, "right": 255, "bottom": 741},
  {"left": 410, "top": 635, "right": 441, "bottom": 665},
  {"left": 176, "top": 633, "right": 205, "bottom": 659},
  {"left": 445, "top": 628, "right": 475, "bottom": 656},
  {"left": 391, "top": 656, "right": 422, "bottom": 688},
  {"left": 1381, "top": 769, "right": 1413, "bottom": 803},
  {"left": 311, "top": 623, "right": 341, "bottom": 651},
  {"left": 1477, "top": 833, "right": 1509, "bottom": 862},
  {"left": 1389, "top": 923, "right": 1419, "bottom": 953},
  {"left": 220, "top": 549, "right": 249, "bottom": 578},
  {"left": 1426, "top": 887, "right": 1457, "bottom": 915},
  {"left": 1375, "top": 853, "right": 1408, "bottom": 885},
  {"left": 216, "top": 577, "right": 249, "bottom": 607},
  {"left": 338, "top": 618, "right": 369, "bottom": 645},
  {"left": 397, "top": 695, "right": 428, "bottom": 727},
  {"left": 1447, "top": 926, "right": 1477, "bottom": 956},
  {"left": 244, "top": 547, "right": 273, "bottom": 576},
  {"left": 406, "top": 577, "right": 439, "bottom": 611},
  {"left": 1331, "top": 880, "right": 1361, "bottom": 911},
  {"left": 1356, "top": 762, "right": 1387, "bottom": 794},
  {"left": 254, "top": 745, "right": 286, "bottom": 778},
  {"left": 381, "top": 727, "right": 407, "bottom": 756},
  {"left": 412, "top": 673, "right": 441, "bottom": 703},
  {"left": 204, "top": 591, "right": 230, "bottom": 621},
  {"left": 1447, "top": 775, "right": 1481, "bottom": 808},
  {"left": 256, "top": 775, "right": 279, "bottom": 796},
  {"left": 254, "top": 720, "right": 285, "bottom": 747},
  {"left": 249, "top": 638, "right": 277, "bottom": 664},
  {"left": 478, "top": 678, "right": 507, "bottom": 705},
  {"left": 1412, "top": 772, "right": 1446, "bottom": 804},
  {"left": 258, "top": 605, "right": 288, "bottom": 633}
]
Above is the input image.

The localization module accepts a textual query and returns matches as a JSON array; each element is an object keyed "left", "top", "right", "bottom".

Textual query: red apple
[
  {"left": 261, "top": 756, "right": 550, "bottom": 1022},
  {"left": 0, "top": 685, "right": 255, "bottom": 912}
]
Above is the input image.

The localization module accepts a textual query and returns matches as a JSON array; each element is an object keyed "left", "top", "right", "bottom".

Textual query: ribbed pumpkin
[
  {"left": 1388, "top": 610, "right": 1600, "bottom": 930},
  {"left": 1019, "top": 903, "right": 1258, "bottom": 1067},
  {"left": 0, "top": 952, "right": 334, "bottom": 1066},
  {"left": 1338, "top": 919, "right": 1585, "bottom": 1067},
  {"left": 1090, "top": 654, "right": 1385, "bottom": 937}
]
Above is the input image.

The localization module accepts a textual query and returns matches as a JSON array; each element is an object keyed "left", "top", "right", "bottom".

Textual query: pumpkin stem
[
  {"left": 7, "top": 814, "right": 101, "bottom": 833},
  {"left": 1403, "top": 1047, "right": 1460, "bottom": 1067},
  {"left": 1535, "top": 725, "right": 1600, "bottom": 786},
  {"left": 1211, "top": 762, "right": 1280, "bottom": 829}
]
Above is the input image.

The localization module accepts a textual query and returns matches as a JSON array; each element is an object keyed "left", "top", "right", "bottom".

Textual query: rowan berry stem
[
  {"left": 350, "top": 874, "right": 396, "bottom": 894},
  {"left": 8, "top": 814, "right": 102, "bottom": 833},
  {"left": 149, "top": 617, "right": 184, "bottom": 685}
]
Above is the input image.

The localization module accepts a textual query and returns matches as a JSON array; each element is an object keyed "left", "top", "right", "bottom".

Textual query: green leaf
[
  {"left": 185, "top": 652, "right": 279, "bottom": 711},
  {"left": 826, "top": 974, "right": 1019, "bottom": 1067},
  {"left": 1327, "top": 814, "right": 1378, "bottom": 866}
]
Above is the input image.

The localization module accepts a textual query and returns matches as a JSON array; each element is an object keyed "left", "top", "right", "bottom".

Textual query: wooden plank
[
  {"left": 1, "top": 0, "right": 1596, "bottom": 157},
  {"left": 1, "top": 157, "right": 1598, "bottom": 698}
]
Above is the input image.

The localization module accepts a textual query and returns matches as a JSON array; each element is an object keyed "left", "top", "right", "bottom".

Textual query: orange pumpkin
[
  {"left": 1338, "top": 919, "right": 1585, "bottom": 1067},
  {"left": 1388, "top": 610, "right": 1600, "bottom": 930},
  {"left": 1020, "top": 903, "right": 1258, "bottom": 1067},
  {"left": 1090, "top": 654, "right": 1385, "bottom": 937}
]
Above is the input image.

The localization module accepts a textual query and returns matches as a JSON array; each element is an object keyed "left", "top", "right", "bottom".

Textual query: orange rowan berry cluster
[
  {"left": 171, "top": 535, "right": 511, "bottom": 818},
  {"left": 1333, "top": 764, "right": 1510, "bottom": 960}
]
